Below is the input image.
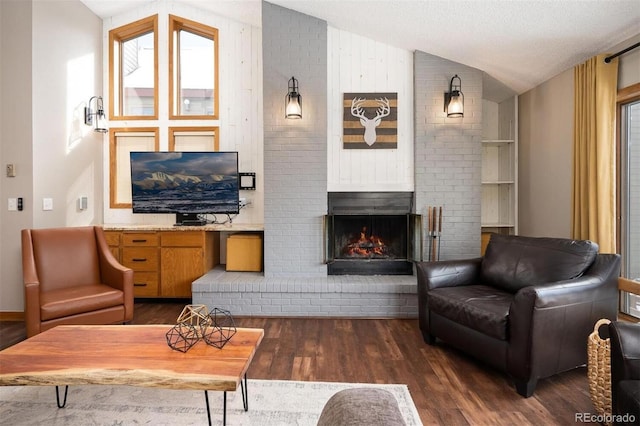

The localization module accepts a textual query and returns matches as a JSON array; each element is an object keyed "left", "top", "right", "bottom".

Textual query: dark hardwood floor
[{"left": 1, "top": 301, "right": 596, "bottom": 425}]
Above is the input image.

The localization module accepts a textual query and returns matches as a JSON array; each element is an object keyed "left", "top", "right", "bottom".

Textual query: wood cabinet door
[{"left": 160, "top": 247, "right": 203, "bottom": 297}]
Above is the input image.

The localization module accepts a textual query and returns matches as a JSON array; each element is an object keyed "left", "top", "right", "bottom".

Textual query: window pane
[
  {"left": 178, "top": 30, "right": 214, "bottom": 116},
  {"left": 122, "top": 32, "right": 155, "bottom": 116},
  {"left": 622, "top": 100, "right": 640, "bottom": 318}
]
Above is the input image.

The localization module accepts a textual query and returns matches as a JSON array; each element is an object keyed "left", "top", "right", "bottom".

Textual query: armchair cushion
[
  {"left": 428, "top": 285, "right": 513, "bottom": 340},
  {"left": 40, "top": 284, "right": 125, "bottom": 321},
  {"left": 480, "top": 234, "right": 598, "bottom": 293}
]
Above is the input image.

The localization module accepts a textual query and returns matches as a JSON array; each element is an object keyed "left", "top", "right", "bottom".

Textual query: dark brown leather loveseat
[
  {"left": 608, "top": 321, "right": 640, "bottom": 425},
  {"left": 417, "top": 234, "right": 620, "bottom": 397},
  {"left": 22, "top": 226, "right": 134, "bottom": 337}
]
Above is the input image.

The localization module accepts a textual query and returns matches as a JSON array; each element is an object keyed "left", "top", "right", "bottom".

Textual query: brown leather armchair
[
  {"left": 417, "top": 234, "right": 620, "bottom": 397},
  {"left": 22, "top": 226, "right": 134, "bottom": 337}
]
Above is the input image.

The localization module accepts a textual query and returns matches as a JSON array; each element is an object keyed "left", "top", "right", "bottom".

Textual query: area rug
[{"left": 0, "top": 379, "right": 422, "bottom": 425}]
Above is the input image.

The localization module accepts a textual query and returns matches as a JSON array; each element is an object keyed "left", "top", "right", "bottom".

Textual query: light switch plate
[{"left": 42, "top": 198, "right": 53, "bottom": 211}]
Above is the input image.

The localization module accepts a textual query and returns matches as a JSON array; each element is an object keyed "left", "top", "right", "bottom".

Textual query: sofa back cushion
[{"left": 480, "top": 234, "right": 598, "bottom": 293}]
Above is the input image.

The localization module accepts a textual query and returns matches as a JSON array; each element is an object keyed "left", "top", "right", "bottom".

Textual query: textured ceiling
[{"left": 81, "top": 0, "right": 640, "bottom": 96}]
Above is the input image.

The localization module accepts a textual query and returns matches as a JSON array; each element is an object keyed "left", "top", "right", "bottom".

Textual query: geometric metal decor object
[
  {"left": 165, "top": 322, "right": 200, "bottom": 353},
  {"left": 166, "top": 305, "right": 237, "bottom": 352},
  {"left": 201, "top": 308, "right": 237, "bottom": 349},
  {"left": 176, "top": 304, "right": 211, "bottom": 337}
]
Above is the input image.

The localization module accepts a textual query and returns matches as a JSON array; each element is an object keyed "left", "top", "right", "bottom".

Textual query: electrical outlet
[
  {"left": 8, "top": 198, "right": 17, "bottom": 211},
  {"left": 6, "top": 164, "right": 16, "bottom": 177}
]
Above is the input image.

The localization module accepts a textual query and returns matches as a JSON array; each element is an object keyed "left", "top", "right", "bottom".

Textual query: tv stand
[{"left": 102, "top": 224, "right": 264, "bottom": 298}]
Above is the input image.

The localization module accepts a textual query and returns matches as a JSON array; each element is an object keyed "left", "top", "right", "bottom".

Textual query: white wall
[
  {"left": 0, "top": 0, "right": 33, "bottom": 314},
  {"left": 32, "top": 1, "right": 104, "bottom": 229},
  {"left": 518, "top": 68, "right": 573, "bottom": 238},
  {"left": 518, "top": 33, "right": 640, "bottom": 239},
  {"left": 101, "top": 1, "right": 264, "bottom": 226},
  {"left": 0, "top": 0, "right": 103, "bottom": 313},
  {"left": 615, "top": 34, "right": 640, "bottom": 89},
  {"left": 327, "top": 27, "right": 414, "bottom": 192}
]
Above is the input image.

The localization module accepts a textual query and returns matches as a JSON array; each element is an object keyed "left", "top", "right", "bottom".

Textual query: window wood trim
[
  {"left": 615, "top": 83, "right": 640, "bottom": 255},
  {"left": 168, "top": 14, "right": 219, "bottom": 120},
  {"left": 109, "top": 127, "right": 159, "bottom": 208},
  {"left": 109, "top": 15, "right": 159, "bottom": 121},
  {"left": 168, "top": 126, "right": 220, "bottom": 151}
]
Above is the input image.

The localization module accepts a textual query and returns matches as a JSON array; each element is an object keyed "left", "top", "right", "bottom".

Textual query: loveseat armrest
[{"left": 508, "top": 254, "right": 620, "bottom": 384}]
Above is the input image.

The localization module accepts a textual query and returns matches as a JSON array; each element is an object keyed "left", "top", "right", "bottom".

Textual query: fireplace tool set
[{"left": 427, "top": 206, "right": 442, "bottom": 261}]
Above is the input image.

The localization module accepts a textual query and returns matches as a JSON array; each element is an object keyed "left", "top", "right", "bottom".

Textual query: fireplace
[{"left": 325, "top": 192, "right": 422, "bottom": 275}]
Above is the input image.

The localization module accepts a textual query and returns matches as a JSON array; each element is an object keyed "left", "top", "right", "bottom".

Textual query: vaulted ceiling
[{"left": 81, "top": 0, "right": 640, "bottom": 99}]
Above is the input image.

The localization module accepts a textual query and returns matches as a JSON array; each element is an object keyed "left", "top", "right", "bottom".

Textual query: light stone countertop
[{"left": 101, "top": 223, "right": 264, "bottom": 232}]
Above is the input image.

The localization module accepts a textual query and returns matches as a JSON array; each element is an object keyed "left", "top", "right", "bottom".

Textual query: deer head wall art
[{"left": 343, "top": 92, "right": 397, "bottom": 149}]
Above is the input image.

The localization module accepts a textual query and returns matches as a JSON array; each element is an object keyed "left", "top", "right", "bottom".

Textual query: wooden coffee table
[{"left": 0, "top": 325, "right": 264, "bottom": 425}]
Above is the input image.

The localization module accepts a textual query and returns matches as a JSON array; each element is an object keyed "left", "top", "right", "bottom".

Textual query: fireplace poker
[
  {"left": 426, "top": 205, "right": 443, "bottom": 261},
  {"left": 427, "top": 206, "right": 433, "bottom": 261},
  {"left": 438, "top": 206, "right": 442, "bottom": 261}
]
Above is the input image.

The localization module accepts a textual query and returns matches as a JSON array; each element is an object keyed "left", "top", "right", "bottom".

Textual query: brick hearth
[{"left": 192, "top": 268, "right": 417, "bottom": 317}]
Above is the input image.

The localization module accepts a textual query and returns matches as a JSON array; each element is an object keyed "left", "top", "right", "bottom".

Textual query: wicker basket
[{"left": 587, "top": 318, "right": 612, "bottom": 424}]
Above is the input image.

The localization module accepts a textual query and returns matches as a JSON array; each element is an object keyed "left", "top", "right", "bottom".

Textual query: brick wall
[
  {"left": 196, "top": 7, "right": 485, "bottom": 317},
  {"left": 262, "top": 2, "right": 328, "bottom": 277},
  {"left": 413, "top": 51, "right": 483, "bottom": 260}
]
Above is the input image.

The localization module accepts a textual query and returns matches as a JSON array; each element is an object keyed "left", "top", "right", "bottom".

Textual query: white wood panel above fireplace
[{"left": 327, "top": 27, "right": 414, "bottom": 193}]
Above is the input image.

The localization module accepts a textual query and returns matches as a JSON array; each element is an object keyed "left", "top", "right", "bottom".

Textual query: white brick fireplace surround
[{"left": 193, "top": 3, "right": 482, "bottom": 318}]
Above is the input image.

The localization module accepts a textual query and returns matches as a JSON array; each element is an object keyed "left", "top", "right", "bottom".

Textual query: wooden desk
[
  {"left": 103, "top": 224, "right": 264, "bottom": 298},
  {"left": 0, "top": 325, "right": 264, "bottom": 425}
]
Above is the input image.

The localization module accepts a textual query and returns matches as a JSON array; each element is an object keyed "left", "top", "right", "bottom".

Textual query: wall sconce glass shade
[
  {"left": 84, "top": 96, "right": 108, "bottom": 133},
  {"left": 285, "top": 76, "right": 302, "bottom": 119},
  {"left": 444, "top": 75, "right": 464, "bottom": 118}
]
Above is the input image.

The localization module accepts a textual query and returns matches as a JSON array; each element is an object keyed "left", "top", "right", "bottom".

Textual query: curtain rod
[{"left": 604, "top": 41, "right": 640, "bottom": 63}]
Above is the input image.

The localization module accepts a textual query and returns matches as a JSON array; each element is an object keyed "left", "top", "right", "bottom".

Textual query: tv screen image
[{"left": 130, "top": 151, "right": 240, "bottom": 216}]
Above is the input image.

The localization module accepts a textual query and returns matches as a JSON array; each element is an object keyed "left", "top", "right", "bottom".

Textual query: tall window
[
  {"left": 109, "top": 15, "right": 158, "bottom": 119},
  {"left": 618, "top": 83, "right": 640, "bottom": 319},
  {"left": 169, "top": 15, "right": 218, "bottom": 119}
]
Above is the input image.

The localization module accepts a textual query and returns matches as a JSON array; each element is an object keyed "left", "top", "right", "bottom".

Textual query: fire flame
[{"left": 343, "top": 226, "right": 389, "bottom": 258}]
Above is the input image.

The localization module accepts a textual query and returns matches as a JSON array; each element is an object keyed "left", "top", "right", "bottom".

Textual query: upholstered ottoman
[{"left": 317, "top": 388, "right": 406, "bottom": 425}]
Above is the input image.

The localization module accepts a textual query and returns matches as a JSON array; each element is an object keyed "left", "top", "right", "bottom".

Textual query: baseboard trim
[{"left": 0, "top": 311, "right": 24, "bottom": 321}]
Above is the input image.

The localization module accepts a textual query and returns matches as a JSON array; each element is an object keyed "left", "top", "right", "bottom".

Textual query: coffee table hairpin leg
[
  {"left": 204, "top": 373, "right": 249, "bottom": 426},
  {"left": 55, "top": 385, "right": 69, "bottom": 408}
]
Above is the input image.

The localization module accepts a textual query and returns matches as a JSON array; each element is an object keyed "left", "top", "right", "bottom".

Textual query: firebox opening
[
  {"left": 325, "top": 192, "right": 421, "bottom": 276},
  {"left": 335, "top": 215, "right": 407, "bottom": 260}
]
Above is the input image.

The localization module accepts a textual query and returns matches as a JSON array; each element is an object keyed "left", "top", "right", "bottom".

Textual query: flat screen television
[{"left": 130, "top": 151, "right": 239, "bottom": 224}]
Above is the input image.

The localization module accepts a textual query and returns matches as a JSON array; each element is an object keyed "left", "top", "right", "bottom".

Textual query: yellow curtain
[{"left": 572, "top": 54, "right": 618, "bottom": 253}]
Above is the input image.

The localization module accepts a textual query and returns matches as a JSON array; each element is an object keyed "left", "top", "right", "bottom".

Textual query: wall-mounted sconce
[
  {"left": 84, "top": 96, "right": 108, "bottom": 133},
  {"left": 285, "top": 76, "right": 302, "bottom": 119},
  {"left": 444, "top": 75, "right": 464, "bottom": 118}
]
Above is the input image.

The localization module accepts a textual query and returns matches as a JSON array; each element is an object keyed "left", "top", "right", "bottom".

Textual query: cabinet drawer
[
  {"left": 122, "top": 247, "right": 159, "bottom": 271},
  {"left": 161, "top": 231, "right": 204, "bottom": 247},
  {"left": 122, "top": 232, "right": 159, "bottom": 246},
  {"left": 132, "top": 272, "right": 159, "bottom": 297},
  {"left": 103, "top": 231, "right": 121, "bottom": 246}
]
